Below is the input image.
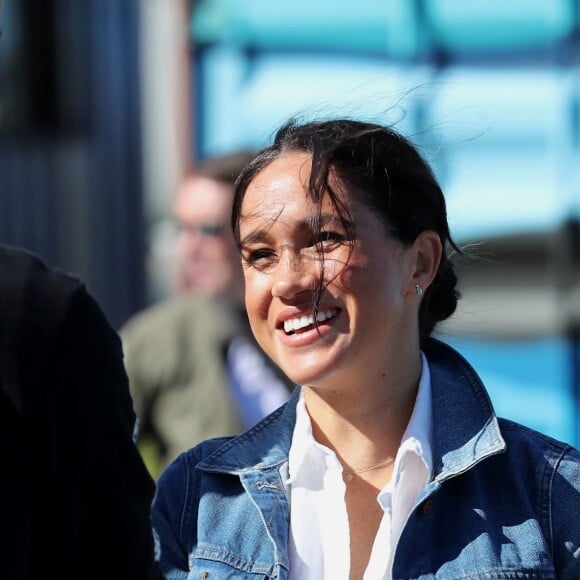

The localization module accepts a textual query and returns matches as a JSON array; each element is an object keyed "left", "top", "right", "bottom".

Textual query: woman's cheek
[
  {"left": 244, "top": 271, "right": 272, "bottom": 313},
  {"left": 336, "top": 260, "right": 364, "bottom": 290}
]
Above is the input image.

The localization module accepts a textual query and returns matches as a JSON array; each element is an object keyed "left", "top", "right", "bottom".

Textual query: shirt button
[{"left": 420, "top": 499, "right": 433, "bottom": 515}]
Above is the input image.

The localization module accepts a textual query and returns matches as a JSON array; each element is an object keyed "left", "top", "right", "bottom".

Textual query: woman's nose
[{"left": 271, "top": 253, "right": 319, "bottom": 299}]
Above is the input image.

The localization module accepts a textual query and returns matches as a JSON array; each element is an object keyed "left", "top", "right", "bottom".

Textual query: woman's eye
[
  {"left": 242, "top": 248, "right": 276, "bottom": 267},
  {"left": 314, "top": 231, "right": 344, "bottom": 247}
]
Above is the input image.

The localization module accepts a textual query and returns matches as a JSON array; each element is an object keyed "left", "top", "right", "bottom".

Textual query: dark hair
[
  {"left": 232, "top": 118, "right": 461, "bottom": 341},
  {"left": 189, "top": 150, "right": 256, "bottom": 186}
]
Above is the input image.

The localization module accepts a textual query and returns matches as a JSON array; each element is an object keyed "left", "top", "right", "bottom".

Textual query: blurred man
[
  {"left": 171, "top": 156, "right": 247, "bottom": 300},
  {"left": 121, "top": 152, "right": 293, "bottom": 477}
]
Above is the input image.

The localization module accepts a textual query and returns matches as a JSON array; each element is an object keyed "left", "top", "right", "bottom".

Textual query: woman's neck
[{"left": 302, "top": 350, "right": 422, "bottom": 466}]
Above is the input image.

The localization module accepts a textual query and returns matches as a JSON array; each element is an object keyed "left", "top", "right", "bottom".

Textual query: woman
[{"left": 152, "top": 118, "right": 580, "bottom": 579}]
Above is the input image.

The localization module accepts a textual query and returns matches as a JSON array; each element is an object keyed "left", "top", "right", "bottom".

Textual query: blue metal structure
[{"left": 0, "top": 0, "right": 145, "bottom": 328}]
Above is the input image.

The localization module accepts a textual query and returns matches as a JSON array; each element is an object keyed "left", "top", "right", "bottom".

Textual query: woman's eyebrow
[
  {"left": 239, "top": 213, "right": 346, "bottom": 246},
  {"left": 318, "top": 214, "right": 345, "bottom": 227},
  {"left": 239, "top": 229, "right": 269, "bottom": 246}
]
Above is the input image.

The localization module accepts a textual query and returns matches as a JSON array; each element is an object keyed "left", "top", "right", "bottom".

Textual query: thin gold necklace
[{"left": 342, "top": 456, "right": 395, "bottom": 482}]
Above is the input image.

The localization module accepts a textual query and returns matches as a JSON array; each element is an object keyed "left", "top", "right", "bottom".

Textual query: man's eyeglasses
[{"left": 176, "top": 221, "right": 226, "bottom": 238}]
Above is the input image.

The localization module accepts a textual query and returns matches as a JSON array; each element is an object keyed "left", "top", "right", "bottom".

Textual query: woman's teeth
[{"left": 283, "top": 308, "right": 337, "bottom": 335}]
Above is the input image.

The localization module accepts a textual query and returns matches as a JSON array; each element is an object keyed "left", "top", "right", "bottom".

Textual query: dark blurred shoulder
[
  {"left": 0, "top": 244, "right": 90, "bottom": 413},
  {"left": 0, "top": 243, "right": 84, "bottom": 322}
]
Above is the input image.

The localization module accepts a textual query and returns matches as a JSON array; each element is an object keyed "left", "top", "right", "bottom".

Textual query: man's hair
[{"left": 190, "top": 151, "right": 256, "bottom": 186}]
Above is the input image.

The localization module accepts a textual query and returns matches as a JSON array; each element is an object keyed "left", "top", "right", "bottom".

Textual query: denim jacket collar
[
  {"left": 197, "top": 338, "right": 506, "bottom": 487},
  {"left": 197, "top": 387, "right": 298, "bottom": 474},
  {"left": 423, "top": 338, "right": 506, "bottom": 483}
]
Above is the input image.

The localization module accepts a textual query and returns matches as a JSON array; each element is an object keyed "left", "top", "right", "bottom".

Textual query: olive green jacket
[{"left": 120, "top": 294, "right": 292, "bottom": 476}]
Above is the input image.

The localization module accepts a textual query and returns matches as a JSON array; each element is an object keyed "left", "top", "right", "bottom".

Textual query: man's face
[{"left": 172, "top": 175, "right": 244, "bottom": 301}]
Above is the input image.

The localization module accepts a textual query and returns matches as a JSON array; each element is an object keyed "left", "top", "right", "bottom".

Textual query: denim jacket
[{"left": 152, "top": 338, "right": 580, "bottom": 579}]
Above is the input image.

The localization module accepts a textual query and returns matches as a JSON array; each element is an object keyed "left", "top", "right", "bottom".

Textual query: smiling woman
[
  {"left": 236, "top": 149, "right": 442, "bottom": 395},
  {"left": 151, "top": 117, "right": 580, "bottom": 580}
]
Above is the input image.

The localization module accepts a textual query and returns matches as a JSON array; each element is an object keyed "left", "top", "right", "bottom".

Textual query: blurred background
[{"left": 1, "top": 0, "right": 578, "bottom": 445}]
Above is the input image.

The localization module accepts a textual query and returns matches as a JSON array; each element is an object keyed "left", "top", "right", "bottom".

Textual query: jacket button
[{"left": 420, "top": 499, "right": 433, "bottom": 515}]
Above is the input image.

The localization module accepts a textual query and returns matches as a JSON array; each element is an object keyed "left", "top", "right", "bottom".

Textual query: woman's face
[{"left": 238, "top": 152, "right": 421, "bottom": 390}]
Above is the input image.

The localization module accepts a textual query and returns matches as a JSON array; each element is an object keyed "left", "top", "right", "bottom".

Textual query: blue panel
[
  {"left": 441, "top": 335, "right": 576, "bottom": 446},
  {"left": 425, "top": 0, "right": 574, "bottom": 52},
  {"left": 193, "top": 0, "right": 421, "bottom": 58},
  {"left": 426, "top": 68, "right": 575, "bottom": 241},
  {"left": 193, "top": 0, "right": 578, "bottom": 57},
  {"left": 197, "top": 47, "right": 433, "bottom": 157}
]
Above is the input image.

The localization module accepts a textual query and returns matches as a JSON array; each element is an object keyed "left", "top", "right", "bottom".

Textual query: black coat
[{"left": 0, "top": 244, "right": 163, "bottom": 579}]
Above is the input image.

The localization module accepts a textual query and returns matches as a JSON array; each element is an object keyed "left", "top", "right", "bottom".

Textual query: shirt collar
[
  {"left": 287, "top": 352, "right": 433, "bottom": 484},
  {"left": 394, "top": 352, "right": 433, "bottom": 480},
  {"left": 287, "top": 389, "right": 332, "bottom": 484}
]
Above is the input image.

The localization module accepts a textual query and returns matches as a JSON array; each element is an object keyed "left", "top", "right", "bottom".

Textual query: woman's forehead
[
  {"left": 237, "top": 151, "right": 384, "bottom": 237},
  {"left": 242, "top": 151, "right": 351, "bottom": 205},
  {"left": 241, "top": 154, "right": 312, "bottom": 211},
  {"left": 247, "top": 152, "right": 312, "bottom": 193}
]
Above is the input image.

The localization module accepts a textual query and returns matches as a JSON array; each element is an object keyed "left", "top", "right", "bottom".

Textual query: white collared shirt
[{"left": 287, "top": 353, "right": 433, "bottom": 580}]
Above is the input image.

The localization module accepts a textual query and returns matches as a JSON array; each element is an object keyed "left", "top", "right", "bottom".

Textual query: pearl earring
[{"left": 415, "top": 284, "right": 423, "bottom": 296}]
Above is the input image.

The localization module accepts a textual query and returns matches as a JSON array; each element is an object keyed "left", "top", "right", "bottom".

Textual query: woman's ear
[{"left": 411, "top": 230, "right": 442, "bottom": 292}]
